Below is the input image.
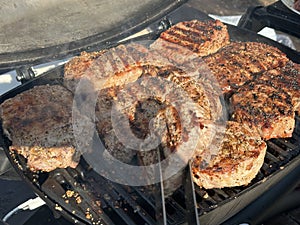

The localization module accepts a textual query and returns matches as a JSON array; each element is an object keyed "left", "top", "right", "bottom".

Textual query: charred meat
[
  {"left": 254, "top": 61, "right": 300, "bottom": 113},
  {"left": 230, "top": 80, "right": 295, "bottom": 140},
  {"left": 204, "top": 42, "right": 289, "bottom": 94}
]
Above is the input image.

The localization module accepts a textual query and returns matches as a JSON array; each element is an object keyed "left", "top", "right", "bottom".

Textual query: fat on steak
[
  {"left": 204, "top": 42, "right": 289, "bottom": 94},
  {"left": 150, "top": 19, "right": 230, "bottom": 64},
  {"left": 0, "top": 85, "right": 91, "bottom": 172},
  {"left": 192, "top": 121, "right": 267, "bottom": 189},
  {"left": 230, "top": 80, "right": 295, "bottom": 140}
]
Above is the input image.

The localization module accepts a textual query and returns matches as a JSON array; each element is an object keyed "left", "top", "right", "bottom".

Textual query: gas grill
[{"left": 0, "top": 1, "right": 300, "bottom": 225}]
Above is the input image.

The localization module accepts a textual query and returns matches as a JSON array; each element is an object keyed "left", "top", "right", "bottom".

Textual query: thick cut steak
[
  {"left": 192, "top": 121, "right": 267, "bottom": 189},
  {"left": 150, "top": 19, "right": 230, "bottom": 64},
  {"left": 204, "top": 42, "right": 289, "bottom": 94},
  {"left": 230, "top": 80, "right": 295, "bottom": 140},
  {"left": 0, "top": 85, "right": 85, "bottom": 172},
  {"left": 254, "top": 61, "right": 300, "bottom": 113}
]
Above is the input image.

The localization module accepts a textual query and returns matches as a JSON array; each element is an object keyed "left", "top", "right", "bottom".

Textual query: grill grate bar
[
  {"left": 267, "top": 141, "right": 289, "bottom": 158},
  {"left": 265, "top": 151, "right": 281, "bottom": 164},
  {"left": 108, "top": 184, "right": 157, "bottom": 225}
]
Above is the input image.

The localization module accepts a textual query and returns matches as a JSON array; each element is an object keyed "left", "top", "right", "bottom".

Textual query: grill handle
[{"left": 238, "top": 1, "right": 300, "bottom": 38}]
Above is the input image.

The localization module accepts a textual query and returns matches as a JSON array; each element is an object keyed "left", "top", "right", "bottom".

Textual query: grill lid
[{"left": 0, "top": 0, "right": 186, "bottom": 70}]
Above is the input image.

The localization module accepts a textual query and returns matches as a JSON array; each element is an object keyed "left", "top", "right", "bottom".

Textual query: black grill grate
[{"left": 23, "top": 115, "right": 299, "bottom": 225}]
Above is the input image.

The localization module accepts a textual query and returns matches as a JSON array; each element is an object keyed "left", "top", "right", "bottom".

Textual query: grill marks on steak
[
  {"left": 231, "top": 80, "right": 295, "bottom": 140},
  {"left": 64, "top": 43, "right": 172, "bottom": 92},
  {"left": 150, "top": 19, "right": 230, "bottom": 64},
  {"left": 94, "top": 87, "right": 138, "bottom": 163},
  {"left": 254, "top": 61, "right": 300, "bottom": 113},
  {"left": 100, "top": 66, "right": 220, "bottom": 163},
  {"left": 2, "top": 18, "right": 297, "bottom": 193},
  {"left": 204, "top": 42, "right": 289, "bottom": 94},
  {"left": 0, "top": 85, "right": 81, "bottom": 172},
  {"left": 156, "top": 66, "right": 223, "bottom": 121},
  {"left": 229, "top": 61, "right": 300, "bottom": 140},
  {"left": 192, "top": 121, "right": 267, "bottom": 189},
  {"left": 65, "top": 40, "right": 224, "bottom": 168}
]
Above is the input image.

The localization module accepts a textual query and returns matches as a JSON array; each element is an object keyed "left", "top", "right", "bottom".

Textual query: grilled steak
[
  {"left": 230, "top": 80, "right": 295, "bottom": 140},
  {"left": 91, "top": 60, "right": 223, "bottom": 192},
  {"left": 66, "top": 41, "right": 224, "bottom": 168},
  {"left": 0, "top": 85, "right": 84, "bottom": 172},
  {"left": 204, "top": 42, "right": 289, "bottom": 94},
  {"left": 150, "top": 19, "right": 230, "bottom": 64},
  {"left": 95, "top": 86, "right": 138, "bottom": 163},
  {"left": 64, "top": 43, "right": 172, "bottom": 92},
  {"left": 254, "top": 61, "right": 300, "bottom": 113},
  {"left": 192, "top": 121, "right": 267, "bottom": 189}
]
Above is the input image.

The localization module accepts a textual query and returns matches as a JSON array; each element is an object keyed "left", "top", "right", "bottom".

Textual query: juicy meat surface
[
  {"left": 150, "top": 19, "right": 230, "bottom": 64},
  {"left": 0, "top": 85, "right": 81, "bottom": 172},
  {"left": 204, "top": 42, "right": 289, "bottom": 94},
  {"left": 192, "top": 121, "right": 267, "bottom": 189},
  {"left": 254, "top": 61, "right": 300, "bottom": 113},
  {"left": 230, "top": 80, "right": 295, "bottom": 140}
]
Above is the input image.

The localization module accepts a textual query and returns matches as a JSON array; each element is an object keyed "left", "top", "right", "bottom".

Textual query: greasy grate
[{"left": 24, "top": 115, "right": 299, "bottom": 225}]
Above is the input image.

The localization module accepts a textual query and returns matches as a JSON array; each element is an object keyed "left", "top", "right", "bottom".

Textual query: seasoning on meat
[
  {"left": 150, "top": 19, "right": 230, "bottom": 64},
  {"left": 64, "top": 43, "right": 171, "bottom": 92},
  {"left": 230, "top": 80, "right": 295, "bottom": 140},
  {"left": 192, "top": 121, "right": 267, "bottom": 189},
  {"left": 254, "top": 61, "right": 300, "bottom": 113},
  {"left": 0, "top": 85, "right": 89, "bottom": 172},
  {"left": 2, "top": 17, "right": 298, "bottom": 192},
  {"left": 204, "top": 42, "right": 289, "bottom": 94}
]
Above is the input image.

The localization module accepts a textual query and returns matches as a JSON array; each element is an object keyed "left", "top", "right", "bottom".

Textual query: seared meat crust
[
  {"left": 231, "top": 80, "right": 295, "bottom": 140},
  {"left": 0, "top": 85, "right": 80, "bottom": 172},
  {"left": 150, "top": 20, "right": 230, "bottom": 64},
  {"left": 204, "top": 42, "right": 289, "bottom": 94},
  {"left": 192, "top": 121, "right": 267, "bottom": 189},
  {"left": 255, "top": 61, "right": 300, "bottom": 113},
  {"left": 64, "top": 43, "right": 171, "bottom": 92}
]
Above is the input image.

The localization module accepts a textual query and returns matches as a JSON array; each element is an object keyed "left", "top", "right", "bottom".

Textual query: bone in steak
[
  {"left": 192, "top": 121, "right": 267, "bottom": 189},
  {"left": 150, "top": 19, "right": 230, "bottom": 64},
  {"left": 0, "top": 85, "right": 88, "bottom": 172},
  {"left": 204, "top": 42, "right": 289, "bottom": 94}
]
